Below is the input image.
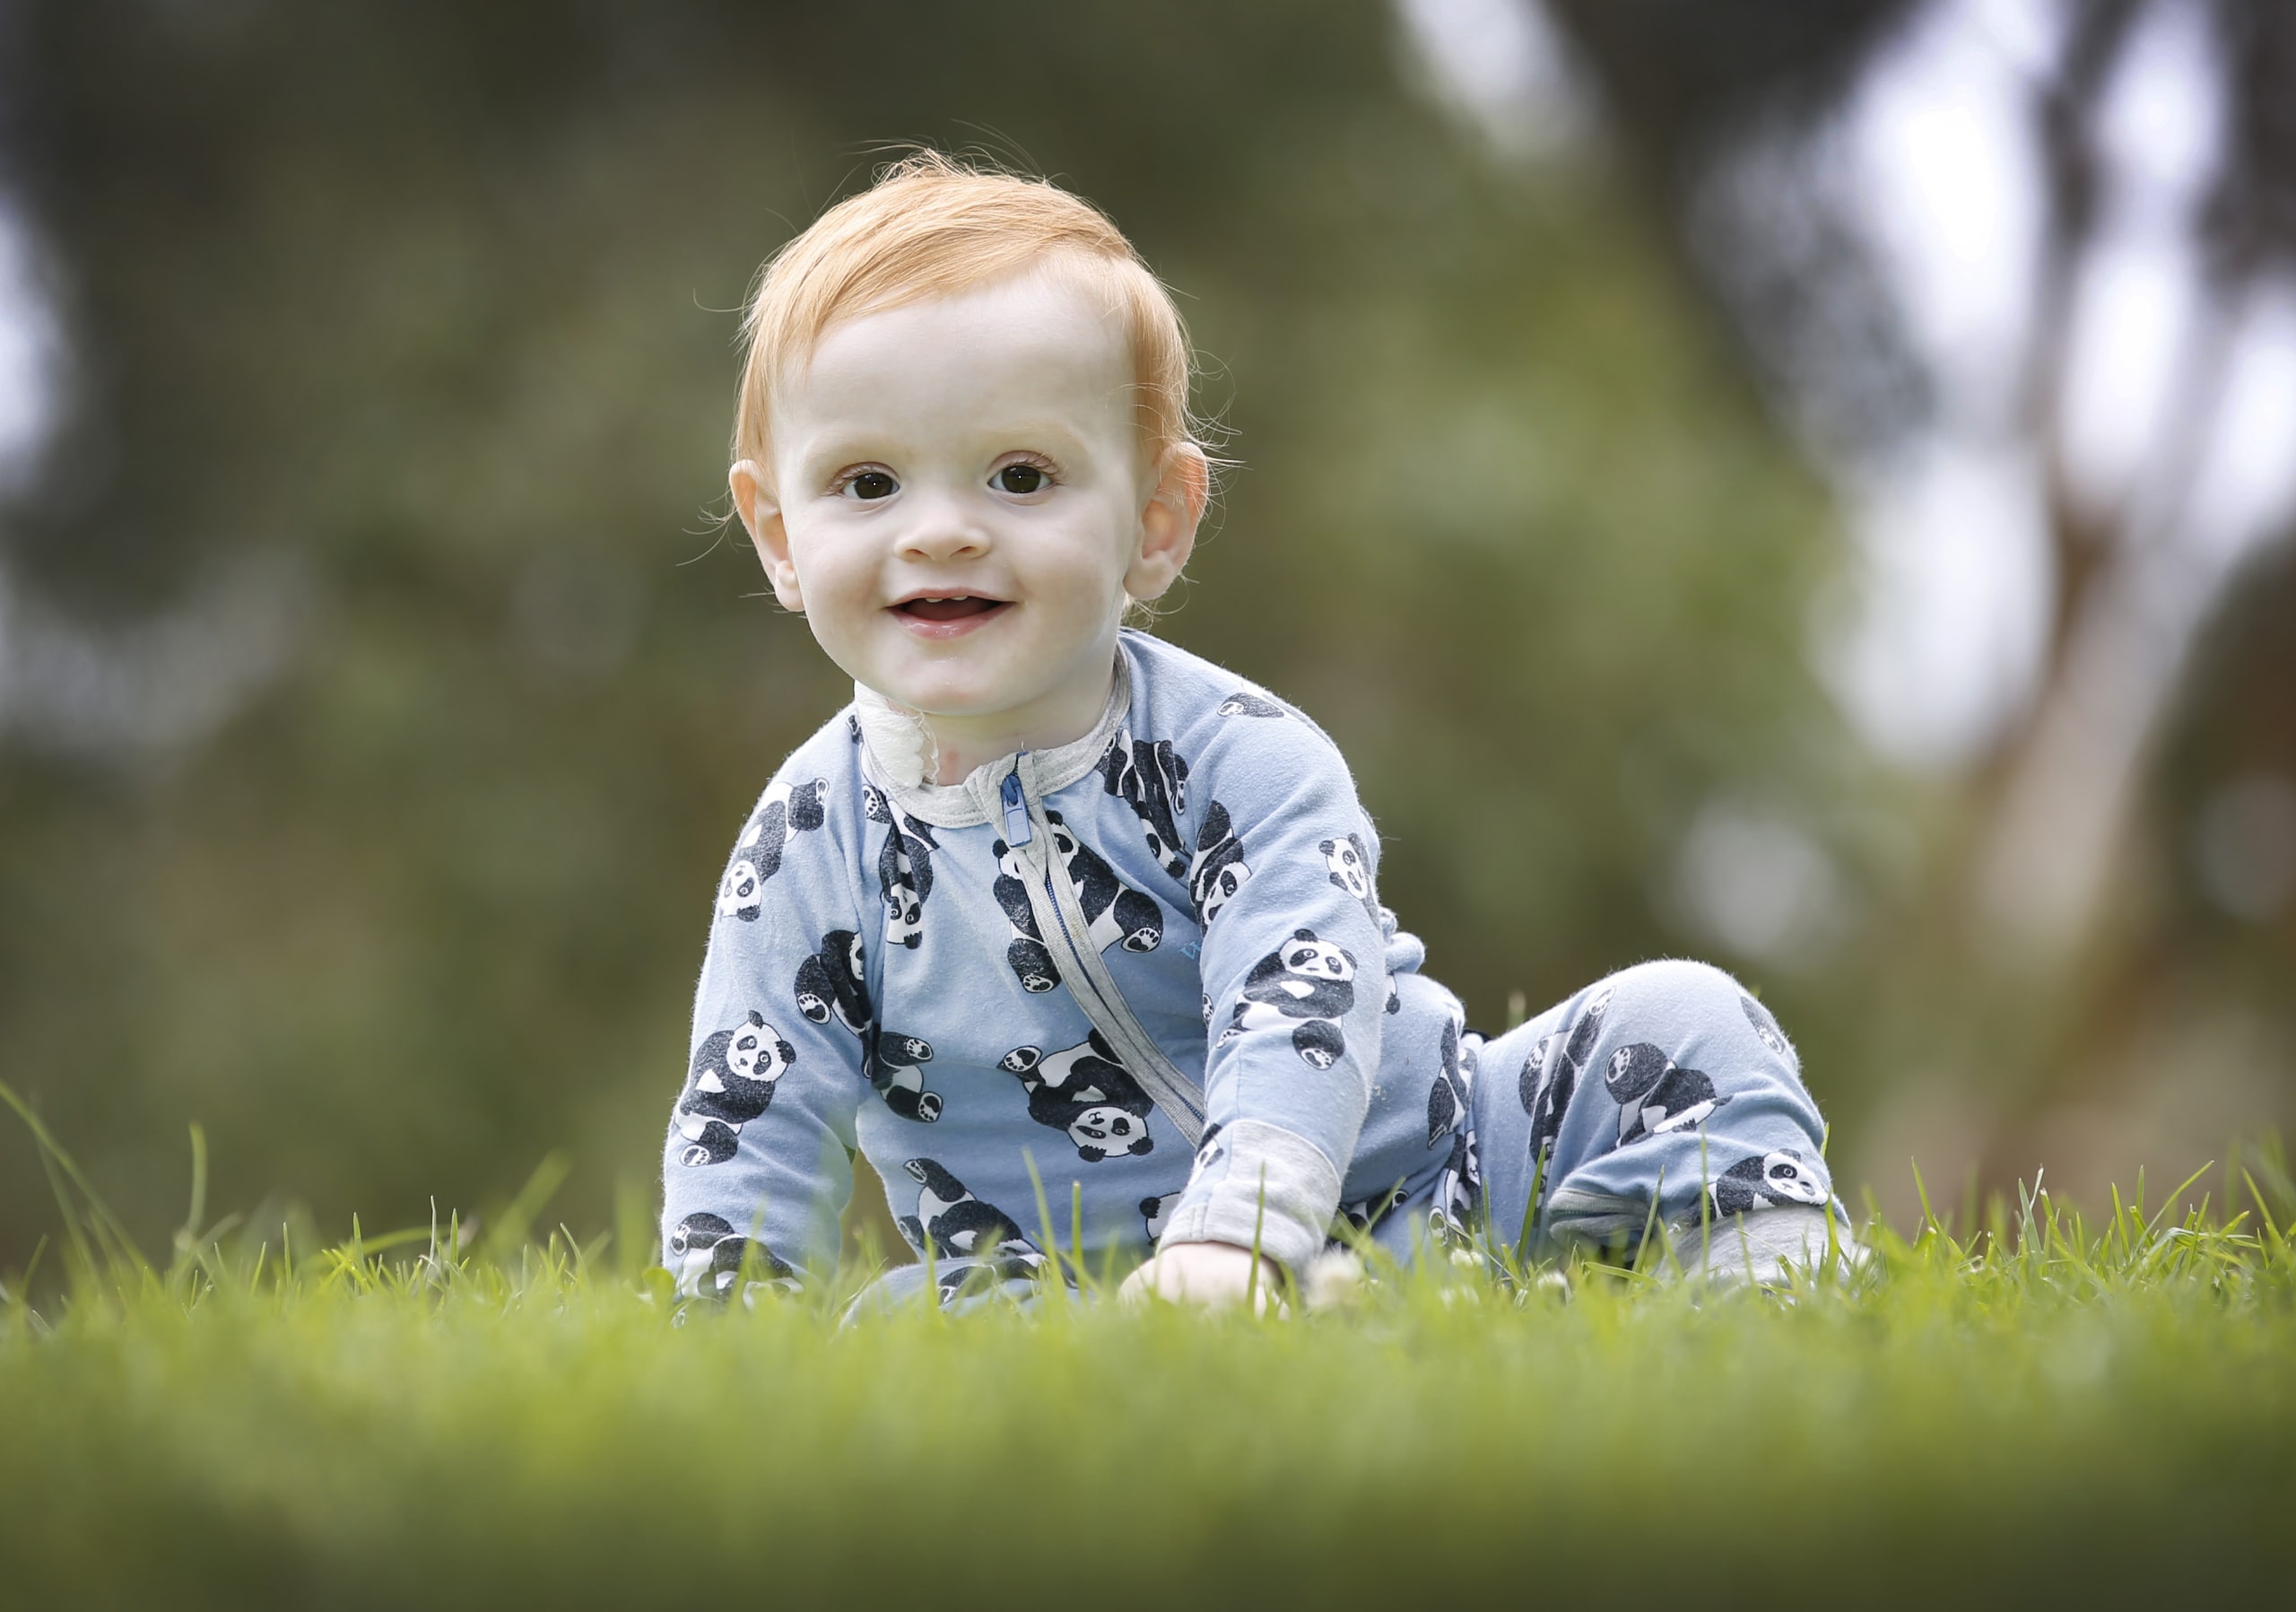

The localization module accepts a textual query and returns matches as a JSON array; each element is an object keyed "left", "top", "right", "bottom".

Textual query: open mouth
[{"left": 894, "top": 596, "right": 1009, "bottom": 623}]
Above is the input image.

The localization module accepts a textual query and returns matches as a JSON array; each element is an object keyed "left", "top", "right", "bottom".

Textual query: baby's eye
[
  {"left": 993, "top": 463, "right": 1048, "bottom": 495},
  {"left": 840, "top": 470, "right": 898, "bottom": 501}
]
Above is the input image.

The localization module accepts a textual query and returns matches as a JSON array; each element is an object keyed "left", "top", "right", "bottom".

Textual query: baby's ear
[
  {"left": 1126, "top": 443, "right": 1208, "bottom": 603},
  {"left": 730, "top": 459, "right": 804, "bottom": 613}
]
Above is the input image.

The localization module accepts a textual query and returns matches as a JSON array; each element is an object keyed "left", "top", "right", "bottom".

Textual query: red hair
[{"left": 733, "top": 152, "right": 1199, "bottom": 477}]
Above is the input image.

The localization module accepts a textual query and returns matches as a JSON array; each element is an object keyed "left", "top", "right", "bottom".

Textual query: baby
[{"left": 662, "top": 152, "right": 1844, "bottom": 1311}]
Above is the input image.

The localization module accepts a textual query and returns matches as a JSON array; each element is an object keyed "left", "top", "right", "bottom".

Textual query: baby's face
[{"left": 748, "top": 266, "right": 1186, "bottom": 744}]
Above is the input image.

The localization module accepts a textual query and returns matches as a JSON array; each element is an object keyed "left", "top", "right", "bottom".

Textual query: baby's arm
[
  {"left": 1151, "top": 707, "right": 1390, "bottom": 1286},
  {"left": 659, "top": 771, "right": 869, "bottom": 1301}
]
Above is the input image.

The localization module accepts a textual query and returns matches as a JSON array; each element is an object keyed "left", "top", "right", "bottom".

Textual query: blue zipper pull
[{"left": 1001, "top": 765, "right": 1033, "bottom": 847}]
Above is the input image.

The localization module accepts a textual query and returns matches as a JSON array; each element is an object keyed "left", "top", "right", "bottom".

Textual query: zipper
[
  {"left": 1004, "top": 757, "right": 1206, "bottom": 1146},
  {"left": 1000, "top": 770, "right": 1032, "bottom": 848}
]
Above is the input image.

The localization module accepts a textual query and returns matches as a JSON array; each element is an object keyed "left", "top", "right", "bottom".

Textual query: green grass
[{"left": 5, "top": 1092, "right": 2295, "bottom": 1609}]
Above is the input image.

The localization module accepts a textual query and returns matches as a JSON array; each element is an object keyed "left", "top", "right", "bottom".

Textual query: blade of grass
[
  {"left": 2, "top": 1077, "right": 152, "bottom": 1283},
  {"left": 172, "top": 1122, "right": 209, "bottom": 1264},
  {"left": 1021, "top": 1147, "right": 1066, "bottom": 1295},
  {"left": 483, "top": 1151, "right": 571, "bottom": 1261}
]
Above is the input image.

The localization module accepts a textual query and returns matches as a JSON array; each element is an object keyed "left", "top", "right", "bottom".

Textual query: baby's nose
[{"left": 898, "top": 493, "right": 992, "bottom": 561}]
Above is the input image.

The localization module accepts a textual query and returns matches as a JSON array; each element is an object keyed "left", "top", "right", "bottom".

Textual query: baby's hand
[{"left": 1118, "top": 1240, "right": 1283, "bottom": 1313}]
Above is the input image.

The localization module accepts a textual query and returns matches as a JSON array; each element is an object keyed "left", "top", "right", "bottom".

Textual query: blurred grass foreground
[{"left": 5, "top": 1095, "right": 2295, "bottom": 1608}]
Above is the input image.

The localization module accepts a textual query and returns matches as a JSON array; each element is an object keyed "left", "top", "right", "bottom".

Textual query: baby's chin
[
  {"left": 814, "top": 635, "right": 1010, "bottom": 710},
  {"left": 829, "top": 616, "right": 1124, "bottom": 733}
]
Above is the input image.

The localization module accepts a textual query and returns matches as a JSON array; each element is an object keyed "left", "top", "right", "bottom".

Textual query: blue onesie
[{"left": 660, "top": 630, "right": 1839, "bottom": 1303}]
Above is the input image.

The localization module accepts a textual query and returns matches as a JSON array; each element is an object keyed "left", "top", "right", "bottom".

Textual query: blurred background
[{"left": 3, "top": 0, "right": 2292, "bottom": 1269}]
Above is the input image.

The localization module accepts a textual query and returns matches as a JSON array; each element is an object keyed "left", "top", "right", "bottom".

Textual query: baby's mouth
[{"left": 895, "top": 596, "right": 1008, "bottom": 623}]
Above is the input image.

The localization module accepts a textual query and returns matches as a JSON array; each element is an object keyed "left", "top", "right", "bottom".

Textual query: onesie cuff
[{"left": 1159, "top": 1120, "right": 1344, "bottom": 1274}]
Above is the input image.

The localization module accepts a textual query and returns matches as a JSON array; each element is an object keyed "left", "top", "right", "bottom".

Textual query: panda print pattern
[
  {"left": 1708, "top": 1149, "right": 1828, "bottom": 1217},
  {"left": 1321, "top": 832, "right": 1378, "bottom": 924},
  {"left": 1139, "top": 1190, "right": 1179, "bottom": 1242},
  {"left": 1742, "top": 994, "right": 1793, "bottom": 1062},
  {"left": 1426, "top": 1014, "right": 1483, "bottom": 1245},
  {"left": 1518, "top": 984, "right": 1611, "bottom": 1179},
  {"left": 1334, "top": 1186, "right": 1405, "bottom": 1238},
  {"left": 666, "top": 644, "right": 1849, "bottom": 1305},
  {"left": 998, "top": 1029, "right": 1157, "bottom": 1161},
  {"left": 673, "top": 1010, "right": 796, "bottom": 1167},
  {"left": 1096, "top": 728, "right": 1191, "bottom": 882},
  {"left": 1191, "top": 1121, "right": 1225, "bottom": 1177},
  {"left": 928, "top": 1259, "right": 1048, "bottom": 1308},
  {"left": 718, "top": 778, "right": 828, "bottom": 921},
  {"left": 989, "top": 838, "right": 1061, "bottom": 993},
  {"left": 864, "top": 785, "right": 937, "bottom": 950},
  {"left": 1187, "top": 799, "right": 1251, "bottom": 927},
  {"left": 1216, "top": 690, "right": 1287, "bottom": 719},
  {"left": 1427, "top": 1015, "right": 1467, "bottom": 1147},
  {"left": 794, "top": 930, "right": 870, "bottom": 1035},
  {"left": 897, "top": 1158, "right": 1045, "bottom": 1275},
  {"left": 1602, "top": 1042, "right": 1731, "bottom": 1146},
  {"left": 668, "top": 1210, "right": 796, "bottom": 1300},
  {"left": 1457, "top": 961, "right": 1843, "bottom": 1262},
  {"left": 1219, "top": 928, "right": 1357, "bottom": 1069},
  {"left": 792, "top": 929, "right": 941, "bottom": 1121},
  {"left": 1044, "top": 810, "right": 1162, "bottom": 954},
  {"left": 1429, "top": 1127, "right": 1482, "bottom": 1247},
  {"left": 864, "top": 1026, "right": 942, "bottom": 1122}
]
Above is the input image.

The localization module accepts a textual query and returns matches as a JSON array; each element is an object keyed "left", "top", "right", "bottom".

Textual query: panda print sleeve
[
  {"left": 660, "top": 753, "right": 871, "bottom": 1303},
  {"left": 1154, "top": 710, "right": 1390, "bottom": 1274}
]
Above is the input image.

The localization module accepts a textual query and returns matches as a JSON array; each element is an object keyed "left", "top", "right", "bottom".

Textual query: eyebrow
[{"left": 796, "top": 418, "right": 1100, "bottom": 474}]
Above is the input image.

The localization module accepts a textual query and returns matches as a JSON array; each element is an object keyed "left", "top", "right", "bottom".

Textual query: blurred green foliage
[{"left": 0, "top": 0, "right": 1889, "bottom": 1259}]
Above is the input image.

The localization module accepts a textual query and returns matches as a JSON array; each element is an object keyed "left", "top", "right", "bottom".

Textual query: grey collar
[{"left": 857, "top": 649, "right": 1132, "bottom": 829}]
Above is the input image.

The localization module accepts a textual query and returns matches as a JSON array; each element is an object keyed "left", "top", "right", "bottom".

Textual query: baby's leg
[
  {"left": 1472, "top": 959, "right": 1848, "bottom": 1279},
  {"left": 838, "top": 1257, "right": 1054, "bottom": 1323}
]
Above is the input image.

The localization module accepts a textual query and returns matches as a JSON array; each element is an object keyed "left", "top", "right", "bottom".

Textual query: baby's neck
[{"left": 893, "top": 658, "right": 1117, "bottom": 786}]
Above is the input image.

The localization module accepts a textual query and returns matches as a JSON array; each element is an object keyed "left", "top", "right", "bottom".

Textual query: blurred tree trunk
[{"left": 1544, "top": 0, "right": 2296, "bottom": 1186}]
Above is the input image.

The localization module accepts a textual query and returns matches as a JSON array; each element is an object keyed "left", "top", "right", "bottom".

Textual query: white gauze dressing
[{"left": 851, "top": 682, "right": 936, "bottom": 790}]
